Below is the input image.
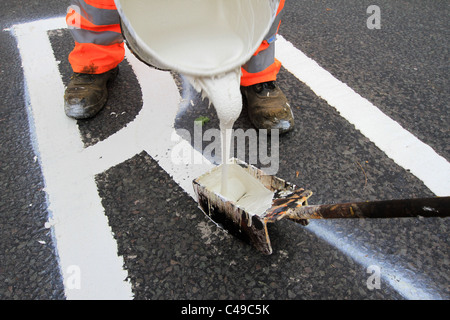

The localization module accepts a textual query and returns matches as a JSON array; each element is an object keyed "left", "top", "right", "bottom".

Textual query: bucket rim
[{"left": 114, "top": 0, "right": 280, "bottom": 77}]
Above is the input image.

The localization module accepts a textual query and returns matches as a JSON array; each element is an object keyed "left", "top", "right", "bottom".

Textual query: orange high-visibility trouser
[{"left": 66, "top": 0, "right": 285, "bottom": 86}]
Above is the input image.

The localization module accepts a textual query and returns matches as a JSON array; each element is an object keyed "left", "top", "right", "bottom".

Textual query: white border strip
[
  {"left": 276, "top": 35, "right": 450, "bottom": 197},
  {"left": 13, "top": 17, "right": 133, "bottom": 300},
  {"left": 13, "top": 16, "right": 213, "bottom": 300}
]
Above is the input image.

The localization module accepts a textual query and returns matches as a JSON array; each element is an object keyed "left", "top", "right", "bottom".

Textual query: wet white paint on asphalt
[
  {"left": 276, "top": 35, "right": 450, "bottom": 197},
  {"left": 14, "top": 17, "right": 133, "bottom": 300},
  {"left": 307, "top": 222, "right": 442, "bottom": 299},
  {"left": 12, "top": 16, "right": 448, "bottom": 300}
]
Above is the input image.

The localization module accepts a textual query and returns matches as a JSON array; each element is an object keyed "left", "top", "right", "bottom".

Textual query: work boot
[
  {"left": 241, "top": 81, "right": 294, "bottom": 134},
  {"left": 64, "top": 67, "right": 119, "bottom": 119}
]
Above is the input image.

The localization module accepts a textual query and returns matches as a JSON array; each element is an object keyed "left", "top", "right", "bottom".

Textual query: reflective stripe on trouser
[
  {"left": 240, "top": 0, "right": 285, "bottom": 87},
  {"left": 66, "top": 0, "right": 124, "bottom": 74},
  {"left": 67, "top": 0, "right": 284, "bottom": 78}
]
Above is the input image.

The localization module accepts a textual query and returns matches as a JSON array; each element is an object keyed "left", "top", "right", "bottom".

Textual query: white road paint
[
  {"left": 307, "top": 221, "right": 442, "bottom": 300},
  {"left": 12, "top": 16, "right": 447, "bottom": 300},
  {"left": 14, "top": 17, "right": 133, "bottom": 300},
  {"left": 13, "top": 16, "right": 212, "bottom": 300},
  {"left": 276, "top": 35, "right": 450, "bottom": 197}
]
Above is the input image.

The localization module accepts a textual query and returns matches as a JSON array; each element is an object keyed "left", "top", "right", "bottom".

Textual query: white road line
[
  {"left": 307, "top": 222, "right": 443, "bottom": 300},
  {"left": 276, "top": 35, "right": 450, "bottom": 197},
  {"left": 13, "top": 16, "right": 213, "bottom": 299},
  {"left": 276, "top": 35, "right": 448, "bottom": 299},
  {"left": 84, "top": 46, "right": 214, "bottom": 196},
  {"left": 14, "top": 17, "right": 133, "bottom": 300}
]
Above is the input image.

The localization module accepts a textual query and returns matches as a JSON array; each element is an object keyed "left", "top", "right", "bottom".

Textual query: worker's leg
[
  {"left": 64, "top": 0, "right": 124, "bottom": 119},
  {"left": 66, "top": 0, "right": 124, "bottom": 74},
  {"left": 240, "top": 0, "right": 285, "bottom": 86},
  {"left": 240, "top": 0, "right": 294, "bottom": 134}
]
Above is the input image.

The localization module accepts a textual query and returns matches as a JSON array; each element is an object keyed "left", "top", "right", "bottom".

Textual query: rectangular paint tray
[{"left": 192, "top": 158, "right": 312, "bottom": 255}]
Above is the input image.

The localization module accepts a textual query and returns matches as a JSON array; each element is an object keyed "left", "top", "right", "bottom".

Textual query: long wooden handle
[{"left": 286, "top": 197, "right": 450, "bottom": 220}]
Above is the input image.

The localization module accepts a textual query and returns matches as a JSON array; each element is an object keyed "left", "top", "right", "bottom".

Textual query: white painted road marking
[
  {"left": 276, "top": 35, "right": 450, "bottom": 197},
  {"left": 14, "top": 17, "right": 133, "bottom": 300},
  {"left": 12, "top": 16, "right": 448, "bottom": 299},
  {"left": 308, "top": 222, "right": 442, "bottom": 299},
  {"left": 14, "top": 16, "right": 213, "bottom": 299}
]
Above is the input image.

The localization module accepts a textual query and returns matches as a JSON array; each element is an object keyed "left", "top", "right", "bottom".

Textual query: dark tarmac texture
[{"left": 0, "top": 0, "right": 448, "bottom": 300}]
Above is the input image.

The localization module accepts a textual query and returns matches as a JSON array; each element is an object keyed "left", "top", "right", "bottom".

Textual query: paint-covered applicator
[{"left": 193, "top": 158, "right": 450, "bottom": 255}]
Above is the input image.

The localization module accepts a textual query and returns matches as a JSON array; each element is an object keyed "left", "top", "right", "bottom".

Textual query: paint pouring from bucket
[
  {"left": 115, "top": 1, "right": 450, "bottom": 255},
  {"left": 115, "top": 0, "right": 282, "bottom": 203},
  {"left": 115, "top": 0, "right": 312, "bottom": 255}
]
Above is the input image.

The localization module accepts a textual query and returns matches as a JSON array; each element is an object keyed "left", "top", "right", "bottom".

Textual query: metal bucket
[{"left": 115, "top": 0, "right": 280, "bottom": 76}]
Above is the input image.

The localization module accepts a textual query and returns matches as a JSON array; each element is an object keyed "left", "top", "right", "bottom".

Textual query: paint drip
[
  {"left": 190, "top": 71, "right": 274, "bottom": 217},
  {"left": 188, "top": 70, "right": 242, "bottom": 196}
]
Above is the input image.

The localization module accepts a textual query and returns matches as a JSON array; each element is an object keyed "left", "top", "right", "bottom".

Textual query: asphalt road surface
[{"left": 1, "top": 0, "right": 449, "bottom": 303}]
